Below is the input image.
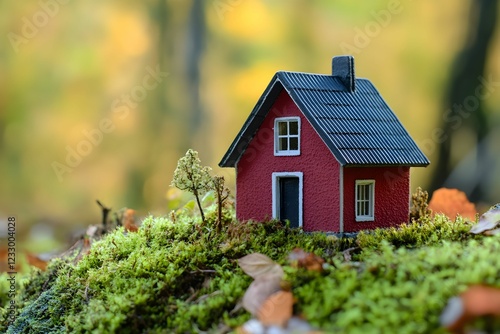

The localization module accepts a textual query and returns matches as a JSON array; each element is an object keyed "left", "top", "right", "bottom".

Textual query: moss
[
  {"left": 356, "top": 214, "right": 476, "bottom": 253},
  {"left": 1, "top": 206, "right": 496, "bottom": 333},
  {"left": 293, "top": 235, "right": 500, "bottom": 332},
  {"left": 3, "top": 208, "right": 340, "bottom": 333}
]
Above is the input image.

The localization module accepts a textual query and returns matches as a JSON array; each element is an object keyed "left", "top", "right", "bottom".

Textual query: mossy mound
[
  {"left": 1, "top": 212, "right": 496, "bottom": 333},
  {"left": 1, "top": 213, "right": 341, "bottom": 333}
]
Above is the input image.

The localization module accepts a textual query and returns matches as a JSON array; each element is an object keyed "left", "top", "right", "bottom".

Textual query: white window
[
  {"left": 274, "top": 117, "right": 300, "bottom": 156},
  {"left": 355, "top": 180, "right": 375, "bottom": 221}
]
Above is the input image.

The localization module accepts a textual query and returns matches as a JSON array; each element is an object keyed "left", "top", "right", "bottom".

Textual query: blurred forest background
[{"left": 1, "top": 0, "right": 499, "bottom": 249}]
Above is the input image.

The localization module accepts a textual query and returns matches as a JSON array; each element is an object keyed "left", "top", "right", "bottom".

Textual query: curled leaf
[
  {"left": 238, "top": 253, "right": 284, "bottom": 279},
  {"left": 470, "top": 204, "right": 500, "bottom": 234},
  {"left": 242, "top": 273, "right": 282, "bottom": 316},
  {"left": 257, "top": 290, "right": 294, "bottom": 328},
  {"left": 287, "top": 248, "right": 324, "bottom": 272}
]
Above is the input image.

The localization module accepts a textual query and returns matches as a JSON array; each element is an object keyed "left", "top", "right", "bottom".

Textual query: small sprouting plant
[
  {"left": 410, "top": 187, "right": 431, "bottom": 222},
  {"left": 212, "top": 175, "right": 230, "bottom": 232},
  {"left": 171, "top": 149, "right": 212, "bottom": 223}
]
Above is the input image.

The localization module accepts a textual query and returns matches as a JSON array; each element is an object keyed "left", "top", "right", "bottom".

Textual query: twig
[
  {"left": 189, "top": 269, "right": 217, "bottom": 274},
  {"left": 229, "top": 301, "right": 243, "bottom": 315},
  {"left": 96, "top": 200, "right": 112, "bottom": 229},
  {"left": 342, "top": 247, "right": 359, "bottom": 262},
  {"left": 195, "top": 290, "right": 222, "bottom": 303},
  {"left": 185, "top": 288, "right": 199, "bottom": 303},
  {"left": 84, "top": 285, "right": 91, "bottom": 302}
]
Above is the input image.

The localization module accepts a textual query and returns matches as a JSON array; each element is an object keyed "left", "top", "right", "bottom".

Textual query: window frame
[
  {"left": 355, "top": 180, "right": 375, "bottom": 222},
  {"left": 274, "top": 117, "right": 301, "bottom": 156}
]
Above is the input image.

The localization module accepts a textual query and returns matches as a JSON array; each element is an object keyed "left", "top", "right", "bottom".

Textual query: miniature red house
[{"left": 219, "top": 56, "right": 429, "bottom": 232}]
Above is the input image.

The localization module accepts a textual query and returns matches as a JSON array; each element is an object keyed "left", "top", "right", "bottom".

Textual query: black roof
[{"left": 219, "top": 64, "right": 430, "bottom": 168}]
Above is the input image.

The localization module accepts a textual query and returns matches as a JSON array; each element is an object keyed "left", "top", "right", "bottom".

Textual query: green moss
[
  {"left": 356, "top": 214, "right": 476, "bottom": 253},
  {"left": 3, "top": 209, "right": 340, "bottom": 333},
  {"left": 1, "top": 207, "right": 496, "bottom": 333},
  {"left": 293, "top": 235, "right": 500, "bottom": 332}
]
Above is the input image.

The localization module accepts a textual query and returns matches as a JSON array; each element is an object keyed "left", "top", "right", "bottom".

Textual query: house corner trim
[{"left": 339, "top": 166, "right": 344, "bottom": 233}]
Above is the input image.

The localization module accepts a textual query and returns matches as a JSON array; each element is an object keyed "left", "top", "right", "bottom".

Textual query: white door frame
[{"left": 272, "top": 172, "right": 303, "bottom": 227}]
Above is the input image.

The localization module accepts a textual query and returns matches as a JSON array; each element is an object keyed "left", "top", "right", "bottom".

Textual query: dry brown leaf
[
  {"left": 288, "top": 248, "right": 325, "bottom": 272},
  {"left": 238, "top": 253, "right": 284, "bottom": 279},
  {"left": 441, "top": 285, "right": 500, "bottom": 333},
  {"left": 428, "top": 188, "right": 477, "bottom": 220},
  {"left": 242, "top": 273, "right": 282, "bottom": 316},
  {"left": 258, "top": 290, "right": 294, "bottom": 328},
  {"left": 123, "top": 209, "right": 138, "bottom": 232},
  {"left": 26, "top": 253, "right": 48, "bottom": 271}
]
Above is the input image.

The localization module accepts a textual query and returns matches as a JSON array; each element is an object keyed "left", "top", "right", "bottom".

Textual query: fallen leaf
[
  {"left": 483, "top": 228, "right": 500, "bottom": 236},
  {"left": 26, "top": 253, "right": 48, "bottom": 271},
  {"left": 242, "top": 273, "right": 282, "bottom": 316},
  {"left": 86, "top": 225, "right": 99, "bottom": 237},
  {"left": 428, "top": 188, "right": 477, "bottom": 221},
  {"left": 470, "top": 204, "right": 500, "bottom": 234},
  {"left": 238, "top": 253, "right": 284, "bottom": 279},
  {"left": 287, "top": 248, "right": 324, "bottom": 272},
  {"left": 441, "top": 285, "right": 500, "bottom": 333},
  {"left": 258, "top": 290, "right": 294, "bottom": 328},
  {"left": 238, "top": 319, "right": 263, "bottom": 334},
  {"left": 123, "top": 209, "right": 138, "bottom": 232}
]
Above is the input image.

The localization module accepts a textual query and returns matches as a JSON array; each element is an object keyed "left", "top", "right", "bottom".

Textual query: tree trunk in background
[
  {"left": 429, "top": 0, "right": 498, "bottom": 202},
  {"left": 186, "top": 0, "right": 206, "bottom": 148}
]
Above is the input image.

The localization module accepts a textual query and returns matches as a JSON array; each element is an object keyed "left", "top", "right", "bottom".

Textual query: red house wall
[
  {"left": 235, "top": 90, "right": 341, "bottom": 232},
  {"left": 342, "top": 166, "right": 410, "bottom": 232}
]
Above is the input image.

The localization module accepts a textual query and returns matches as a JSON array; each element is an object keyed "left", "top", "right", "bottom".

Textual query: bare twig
[
  {"left": 342, "top": 247, "right": 359, "bottom": 262},
  {"left": 189, "top": 269, "right": 217, "bottom": 274},
  {"left": 96, "top": 200, "right": 112, "bottom": 229},
  {"left": 84, "top": 285, "right": 91, "bottom": 302},
  {"left": 185, "top": 287, "right": 199, "bottom": 303},
  {"left": 195, "top": 290, "right": 222, "bottom": 303}
]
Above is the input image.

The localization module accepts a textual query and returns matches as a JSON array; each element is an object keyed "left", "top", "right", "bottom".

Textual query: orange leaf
[
  {"left": 441, "top": 285, "right": 500, "bottom": 333},
  {"left": 123, "top": 209, "right": 138, "bottom": 232},
  {"left": 257, "top": 290, "right": 294, "bottom": 327},
  {"left": 428, "top": 188, "right": 477, "bottom": 220},
  {"left": 288, "top": 248, "right": 324, "bottom": 272},
  {"left": 26, "top": 253, "right": 48, "bottom": 271}
]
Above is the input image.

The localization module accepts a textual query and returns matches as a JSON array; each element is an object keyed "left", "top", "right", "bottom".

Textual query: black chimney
[{"left": 332, "top": 55, "right": 355, "bottom": 92}]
